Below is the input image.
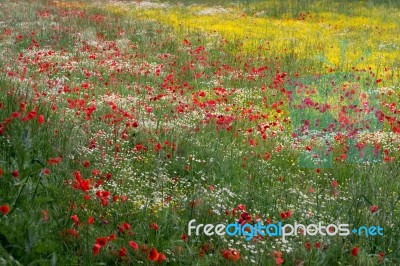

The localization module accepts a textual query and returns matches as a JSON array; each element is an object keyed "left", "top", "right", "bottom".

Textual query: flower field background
[{"left": 0, "top": 0, "right": 399, "bottom": 265}]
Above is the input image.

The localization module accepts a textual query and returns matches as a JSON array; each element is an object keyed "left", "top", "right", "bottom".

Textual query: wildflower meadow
[{"left": 0, "top": 0, "right": 399, "bottom": 265}]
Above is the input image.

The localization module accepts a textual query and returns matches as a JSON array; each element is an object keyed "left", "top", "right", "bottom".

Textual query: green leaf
[
  {"left": 33, "top": 196, "right": 54, "bottom": 205},
  {"left": 32, "top": 239, "right": 57, "bottom": 255}
]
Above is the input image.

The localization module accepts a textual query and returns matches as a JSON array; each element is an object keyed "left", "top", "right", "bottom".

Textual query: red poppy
[
  {"left": 370, "top": 205, "right": 379, "bottom": 213},
  {"left": 67, "top": 228, "right": 79, "bottom": 238},
  {"left": 27, "top": 110, "right": 36, "bottom": 119},
  {"left": 154, "top": 143, "right": 162, "bottom": 152},
  {"left": 118, "top": 222, "right": 131, "bottom": 233},
  {"left": 0, "top": 204, "right": 10, "bottom": 215},
  {"left": 351, "top": 247, "right": 359, "bottom": 256},
  {"left": 134, "top": 144, "right": 143, "bottom": 152},
  {"left": 148, "top": 247, "right": 160, "bottom": 261},
  {"left": 0, "top": 168, "right": 3, "bottom": 176},
  {"left": 180, "top": 234, "right": 188, "bottom": 242},
  {"left": 12, "top": 170, "right": 19, "bottom": 178},
  {"left": 11, "top": 112, "right": 21, "bottom": 118},
  {"left": 47, "top": 156, "right": 62, "bottom": 165},
  {"left": 150, "top": 222, "right": 159, "bottom": 231},
  {"left": 87, "top": 217, "right": 94, "bottom": 224},
  {"left": 378, "top": 252, "right": 384, "bottom": 263},
  {"left": 70, "top": 215, "right": 80, "bottom": 226},
  {"left": 19, "top": 102, "right": 26, "bottom": 111},
  {"left": 38, "top": 115, "right": 45, "bottom": 124},
  {"left": 129, "top": 241, "right": 139, "bottom": 250},
  {"left": 164, "top": 195, "right": 172, "bottom": 204},
  {"left": 91, "top": 169, "right": 100, "bottom": 176},
  {"left": 93, "top": 244, "right": 101, "bottom": 256},
  {"left": 96, "top": 237, "right": 108, "bottom": 247},
  {"left": 105, "top": 172, "right": 112, "bottom": 180},
  {"left": 42, "top": 168, "right": 50, "bottom": 175},
  {"left": 222, "top": 248, "right": 240, "bottom": 261},
  {"left": 276, "top": 257, "right": 285, "bottom": 265},
  {"left": 118, "top": 247, "right": 127, "bottom": 257},
  {"left": 280, "top": 210, "right": 291, "bottom": 219},
  {"left": 108, "top": 234, "right": 117, "bottom": 241},
  {"left": 271, "top": 250, "right": 283, "bottom": 258},
  {"left": 89, "top": 139, "right": 96, "bottom": 149},
  {"left": 78, "top": 179, "right": 90, "bottom": 193},
  {"left": 157, "top": 253, "right": 166, "bottom": 263}
]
